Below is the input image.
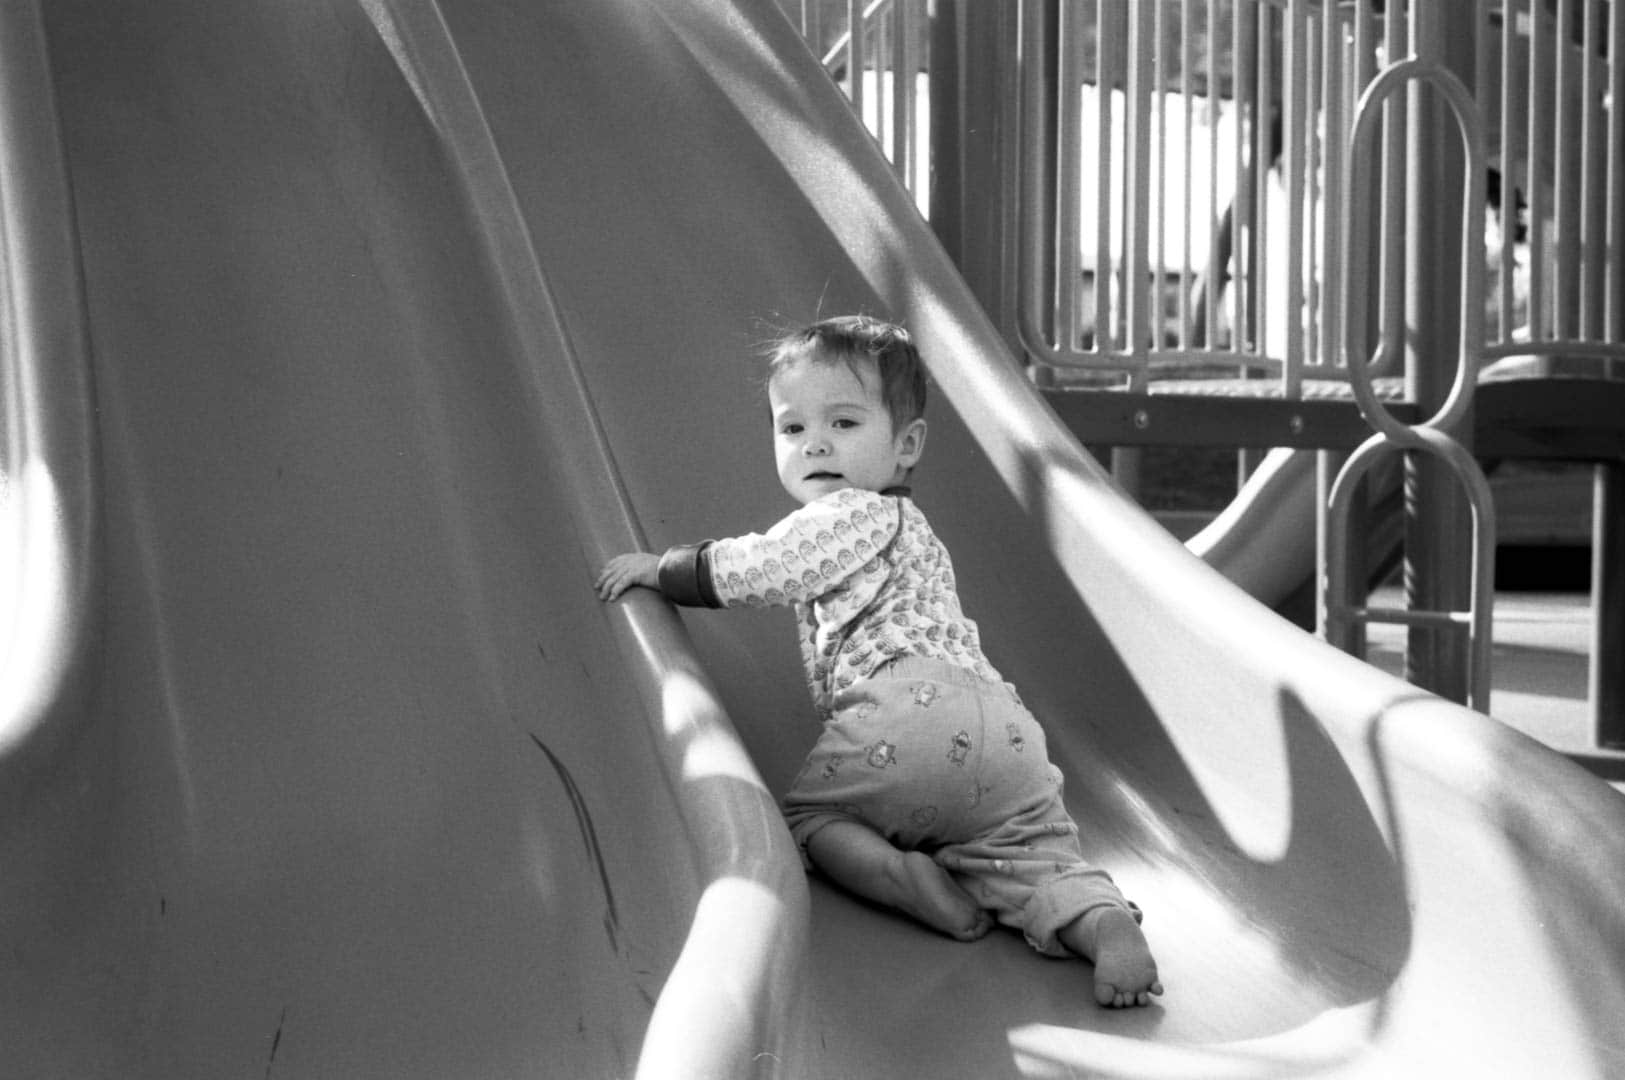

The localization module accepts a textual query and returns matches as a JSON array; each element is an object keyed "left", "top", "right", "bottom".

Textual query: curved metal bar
[
  {"left": 1326, "top": 51, "right": 1498, "bottom": 714},
  {"left": 1326, "top": 428, "right": 1497, "bottom": 712},
  {"left": 1341, "top": 56, "right": 1488, "bottom": 442},
  {"left": 1015, "top": 0, "right": 1059, "bottom": 366}
]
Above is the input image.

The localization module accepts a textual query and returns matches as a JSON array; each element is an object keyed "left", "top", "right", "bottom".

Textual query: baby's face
[{"left": 768, "top": 359, "right": 924, "bottom": 504}]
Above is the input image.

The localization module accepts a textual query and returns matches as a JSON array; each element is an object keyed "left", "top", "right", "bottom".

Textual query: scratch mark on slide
[
  {"left": 529, "top": 733, "right": 622, "bottom": 951},
  {"left": 264, "top": 1005, "right": 288, "bottom": 1080}
]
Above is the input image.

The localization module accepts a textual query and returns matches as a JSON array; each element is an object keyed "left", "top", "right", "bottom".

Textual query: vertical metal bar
[
  {"left": 1019, "top": 0, "right": 1060, "bottom": 358},
  {"left": 848, "top": 0, "right": 864, "bottom": 120},
  {"left": 1317, "top": 450, "right": 1361, "bottom": 644},
  {"left": 1467, "top": 445, "right": 1498, "bottom": 716},
  {"left": 1301, "top": 9, "right": 1317, "bottom": 372},
  {"left": 1056, "top": 0, "right": 1077, "bottom": 351},
  {"left": 1553, "top": 0, "right": 1576, "bottom": 338},
  {"left": 874, "top": 4, "right": 890, "bottom": 166},
  {"left": 1281, "top": 0, "right": 1306, "bottom": 393},
  {"left": 934, "top": 0, "right": 1015, "bottom": 327},
  {"left": 997, "top": 1, "right": 1024, "bottom": 345},
  {"left": 894, "top": 0, "right": 913, "bottom": 192},
  {"left": 1254, "top": 3, "right": 1274, "bottom": 360},
  {"left": 1593, "top": 461, "right": 1625, "bottom": 746},
  {"left": 1352, "top": 0, "right": 1373, "bottom": 114},
  {"left": 1343, "top": 0, "right": 1366, "bottom": 373},
  {"left": 1526, "top": 0, "right": 1548, "bottom": 340},
  {"left": 914, "top": 0, "right": 928, "bottom": 198},
  {"left": 927, "top": 0, "right": 959, "bottom": 253},
  {"left": 1124, "top": 0, "right": 1156, "bottom": 380},
  {"left": 1093, "top": 0, "right": 1118, "bottom": 354},
  {"left": 1152, "top": 0, "right": 1169, "bottom": 353},
  {"left": 1378, "top": 3, "right": 1407, "bottom": 376},
  {"left": 1306, "top": 7, "right": 1319, "bottom": 375},
  {"left": 893, "top": 3, "right": 908, "bottom": 173},
  {"left": 1475, "top": 0, "right": 1494, "bottom": 156},
  {"left": 1476, "top": 0, "right": 1493, "bottom": 342},
  {"left": 1059, "top": 0, "right": 1086, "bottom": 353},
  {"left": 1204, "top": 0, "right": 1222, "bottom": 349},
  {"left": 1404, "top": 1, "right": 1479, "bottom": 707},
  {"left": 1578, "top": 0, "right": 1604, "bottom": 340},
  {"left": 1111, "top": 447, "right": 1144, "bottom": 501},
  {"left": 1233, "top": 0, "right": 1253, "bottom": 355},
  {"left": 1178, "top": 0, "right": 1194, "bottom": 351},
  {"left": 1609, "top": 0, "right": 1625, "bottom": 353},
  {"left": 1497, "top": 0, "right": 1517, "bottom": 344},
  {"left": 1307, "top": 9, "right": 1325, "bottom": 371},
  {"left": 872, "top": 8, "right": 889, "bottom": 154},
  {"left": 1320, "top": 6, "right": 1345, "bottom": 374},
  {"left": 1163, "top": 1, "right": 1175, "bottom": 351}
]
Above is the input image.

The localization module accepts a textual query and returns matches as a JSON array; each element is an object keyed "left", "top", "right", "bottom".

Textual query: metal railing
[
  {"left": 1014, "top": 0, "right": 1623, "bottom": 391},
  {"left": 780, "top": 0, "right": 933, "bottom": 209},
  {"left": 1484, "top": 0, "right": 1624, "bottom": 370},
  {"left": 782, "top": 1, "right": 1623, "bottom": 380},
  {"left": 1018, "top": 0, "right": 1390, "bottom": 391},
  {"left": 1325, "top": 55, "right": 1497, "bottom": 712}
]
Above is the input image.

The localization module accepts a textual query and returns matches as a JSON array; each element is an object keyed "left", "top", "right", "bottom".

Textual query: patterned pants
[{"left": 782, "top": 658, "right": 1131, "bottom": 956}]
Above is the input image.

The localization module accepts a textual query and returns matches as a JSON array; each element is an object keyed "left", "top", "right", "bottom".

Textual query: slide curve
[{"left": 5, "top": 2, "right": 1625, "bottom": 1078}]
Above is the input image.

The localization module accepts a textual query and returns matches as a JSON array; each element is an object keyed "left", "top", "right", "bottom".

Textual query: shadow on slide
[{"left": 5, "top": 2, "right": 1625, "bottom": 1077}]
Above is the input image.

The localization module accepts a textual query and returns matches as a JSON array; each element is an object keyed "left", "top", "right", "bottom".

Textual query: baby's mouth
[{"left": 805, "top": 470, "right": 843, "bottom": 481}]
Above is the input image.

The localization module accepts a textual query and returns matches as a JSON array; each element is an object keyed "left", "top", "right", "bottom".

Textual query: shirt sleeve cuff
[{"left": 657, "top": 541, "right": 720, "bottom": 607}]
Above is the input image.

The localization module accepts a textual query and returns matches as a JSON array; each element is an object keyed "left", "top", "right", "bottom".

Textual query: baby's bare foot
[
  {"left": 885, "top": 850, "right": 992, "bottom": 941},
  {"left": 1084, "top": 907, "right": 1163, "bottom": 1008}
]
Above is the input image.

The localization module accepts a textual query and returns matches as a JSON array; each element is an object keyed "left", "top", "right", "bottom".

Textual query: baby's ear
[{"left": 896, "top": 417, "right": 927, "bottom": 465}]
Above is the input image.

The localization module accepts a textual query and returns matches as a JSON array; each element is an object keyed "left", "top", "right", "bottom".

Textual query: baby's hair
[{"left": 765, "top": 315, "right": 927, "bottom": 432}]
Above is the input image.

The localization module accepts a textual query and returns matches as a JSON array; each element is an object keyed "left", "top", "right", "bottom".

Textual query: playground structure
[
  {"left": 792, "top": 0, "right": 1624, "bottom": 766},
  {"left": 4, "top": 0, "right": 1625, "bottom": 1077}
]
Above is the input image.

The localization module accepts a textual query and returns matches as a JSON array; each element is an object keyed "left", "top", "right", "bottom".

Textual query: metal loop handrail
[
  {"left": 1325, "top": 428, "right": 1497, "bottom": 713},
  {"left": 1327, "top": 55, "right": 1497, "bottom": 713},
  {"left": 1342, "top": 57, "right": 1488, "bottom": 444}
]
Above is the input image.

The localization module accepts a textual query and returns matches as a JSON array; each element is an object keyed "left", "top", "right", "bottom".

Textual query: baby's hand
[{"left": 596, "top": 552, "right": 660, "bottom": 602}]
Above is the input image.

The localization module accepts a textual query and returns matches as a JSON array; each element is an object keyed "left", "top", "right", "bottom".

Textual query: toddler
[{"left": 596, "top": 316, "right": 1162, "bottom": 1007}]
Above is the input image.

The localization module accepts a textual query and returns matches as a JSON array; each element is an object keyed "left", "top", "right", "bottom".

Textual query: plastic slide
[
  {"left": 1186, "top": 447, "right": 1323, "bottom": 609},
  {"left": 5, "top": 2, "right": 1625, "bottom": 1078}
]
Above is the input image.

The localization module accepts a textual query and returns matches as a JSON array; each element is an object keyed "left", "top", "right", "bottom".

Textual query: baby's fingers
[
  {"left": 596, "top": 556, "right": 638, "bottom": 601},
  {"left": 596, "top": 552, "right": 658, "bottom": 602},
  {"left": 596, "top": 567, "right": 626, "bottom": 601}
]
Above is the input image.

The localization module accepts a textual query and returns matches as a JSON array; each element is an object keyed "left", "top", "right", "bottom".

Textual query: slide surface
[{"left": 6, "top": 2, "right": 1625, "bottom": 1078}]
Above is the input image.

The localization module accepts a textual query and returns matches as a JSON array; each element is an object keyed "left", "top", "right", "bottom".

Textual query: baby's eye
[
  {"left": 833, "top": 418, "right": 859, "bottom": 430},
  {"left": 780, "top": 422, "right": 804, "bottom": 435}
]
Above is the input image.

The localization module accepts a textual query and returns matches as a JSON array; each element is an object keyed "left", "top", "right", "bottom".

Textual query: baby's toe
[
  {"left": 1095, "top": 979, "right": 1164, "bottom": 1008},
  {"left": 956, "top": 910, "right": 995, "bottom": 942}
]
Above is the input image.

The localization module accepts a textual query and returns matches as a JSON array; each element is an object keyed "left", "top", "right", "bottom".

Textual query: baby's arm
[
  {"left": 595, "top": 552, "right": 659, "bottom": 602},
  {"left": 596, "top": 542, "right": 716, "bottom": 605},
  {"left": 597, "top": 489, "right": 895, "bottom": 607}
]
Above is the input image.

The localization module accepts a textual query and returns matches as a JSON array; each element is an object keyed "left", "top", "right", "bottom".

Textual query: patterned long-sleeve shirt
[{"left": 657, "top": 486, "right": 1005, "bottom": 718}]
